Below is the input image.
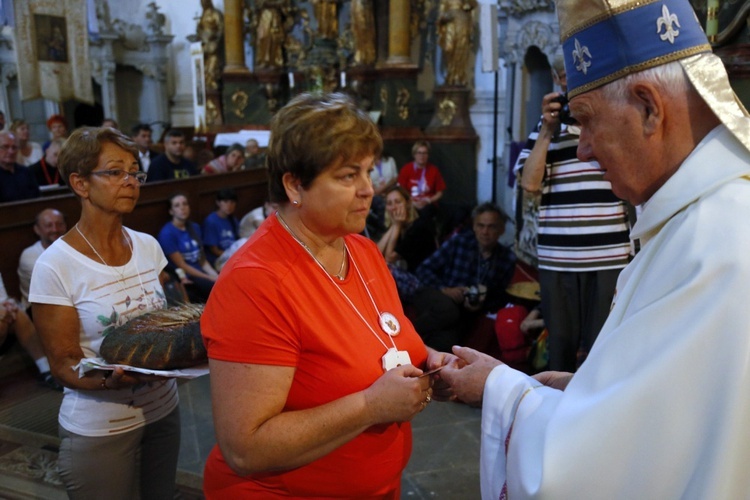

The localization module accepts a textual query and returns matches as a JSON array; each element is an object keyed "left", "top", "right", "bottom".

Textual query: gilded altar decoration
[
  {"left": 311, "top": 0, "right": 340, "bottom": 40},
  {"left": 437, "top": 97, "right": 457, "bottom": 125},
  {"left": 351, "top": 0, "right": 376, "bottom": 66},
  {"left": 232, "top": 89, "right": 249, "bottom": 118},
  {"left": 13, "top": 0, "right": 94, "bottom": 103},
  {"left": 437, "top": 0, "right": 478, "bottom": 86},
  {"left": 396, "top": 88, "right": 410, "bottom": 120},
  {"left": 206, "top": 97, "right": 221, "bottom": 125},
  {"left": 380, "top": 87, "right": 389, "bottom": 116},
  {"left": 197, "top": 0, "right": 224, "bottom": 92},
  {"left": 250, "top": 0, "right": 294, "bottom": 69}
]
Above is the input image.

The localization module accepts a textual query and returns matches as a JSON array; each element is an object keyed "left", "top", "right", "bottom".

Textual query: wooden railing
[{"left": 0, "top": 169, "right": 269, "bottom": 300}]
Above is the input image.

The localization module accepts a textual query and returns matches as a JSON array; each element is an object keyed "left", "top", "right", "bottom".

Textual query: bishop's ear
[{"left": 631, "top": 82, "right": 664, "bottom": 135}]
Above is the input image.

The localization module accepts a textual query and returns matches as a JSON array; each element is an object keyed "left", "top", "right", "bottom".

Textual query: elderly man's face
[
  {"left": 473, "top": 211, "right": 504, "bottom": 253},
  {"left": 0, "top": 133, "right": 18, "bottom": 168},
  {"left": 35, "top": 210, "right": 67, "bottom": 247},
  {"left": 570, "top": 87, "right": 662, "bottom": 205}
]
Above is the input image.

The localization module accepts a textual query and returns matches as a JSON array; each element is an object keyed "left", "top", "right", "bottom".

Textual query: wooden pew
[{"left": 0, "top": 169, "right": 269, "bottom": 300}]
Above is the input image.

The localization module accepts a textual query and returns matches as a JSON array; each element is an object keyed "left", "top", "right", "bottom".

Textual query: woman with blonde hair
[
  {"left": 10, "top": 119, "right": 43, "bottom": 166},
  {"left": 378, "top": 185, "right": 437, "bottom": 273}
]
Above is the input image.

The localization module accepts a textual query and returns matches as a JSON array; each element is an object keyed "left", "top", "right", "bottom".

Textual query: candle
[
  {"left": 340, "top": 71, "right": 346, "bottom": 88},
  {"left": 288, "top": 71, "right": 295, "bottom": 89}
]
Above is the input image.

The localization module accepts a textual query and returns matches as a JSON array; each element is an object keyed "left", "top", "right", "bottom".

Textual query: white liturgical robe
[{"left": 481, "top": 125, "right": 750, "bottom": 499}]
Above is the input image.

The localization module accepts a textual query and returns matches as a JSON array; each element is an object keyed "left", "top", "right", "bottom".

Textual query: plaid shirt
[{"left": 416, "top": 229, "right": 516, "bottom": 311}]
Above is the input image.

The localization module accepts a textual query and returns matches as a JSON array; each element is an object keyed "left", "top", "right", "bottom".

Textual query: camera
[
  {"left": 551, "top": 94, "right": 577, "bottom": 125},
  {"left": 464, "top": 285, "right": 481, "bottom": 307}
]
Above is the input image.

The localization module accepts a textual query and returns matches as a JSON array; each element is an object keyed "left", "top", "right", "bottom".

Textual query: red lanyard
[{"left": 40, "top": 158, "right": 59, "bottom": 185}]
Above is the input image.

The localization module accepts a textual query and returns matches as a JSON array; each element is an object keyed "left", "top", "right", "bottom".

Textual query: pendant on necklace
[
  {"left": 379, "top": 312, "right": 401, "bottom": 336},
  {"left": 382, "top": 347, "right": 412, "bottom": 371}
]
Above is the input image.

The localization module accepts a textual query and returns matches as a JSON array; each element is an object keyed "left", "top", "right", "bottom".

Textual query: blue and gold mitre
[
  {"left": 557, "top": 0, "right": 712, "bottom": 98},
  {"left": 556, "top": 0, "right": 750, "bottom": 154}
]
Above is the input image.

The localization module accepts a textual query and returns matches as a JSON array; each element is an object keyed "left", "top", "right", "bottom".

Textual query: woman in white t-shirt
[
  {"left": 29, "top": 127, "right": 180, "bottom": 499},
  {"left": 10, "top": 119, "right": 43, "bottom": 166}
]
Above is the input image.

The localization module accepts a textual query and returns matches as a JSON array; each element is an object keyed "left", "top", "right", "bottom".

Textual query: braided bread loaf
[{"left": 100, "top": 304, "right": 206, "bottom": 370}]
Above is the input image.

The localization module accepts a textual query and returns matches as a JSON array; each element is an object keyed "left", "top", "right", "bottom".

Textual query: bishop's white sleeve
[{"left": 480, "top": 365, "right": 563, "bottom": 500}]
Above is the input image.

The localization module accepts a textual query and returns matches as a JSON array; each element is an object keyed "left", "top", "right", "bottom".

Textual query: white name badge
[{"left": 382, "top": 347, "right": 412, "bottom": 371}]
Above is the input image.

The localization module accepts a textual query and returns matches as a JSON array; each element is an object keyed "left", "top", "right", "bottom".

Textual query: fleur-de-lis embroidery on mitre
[
  {"left": 656, "top": 4, "right": 681, "bottom": 44},
  {"left": 572, "top": 38, "right": 592, "bottom": 75}
]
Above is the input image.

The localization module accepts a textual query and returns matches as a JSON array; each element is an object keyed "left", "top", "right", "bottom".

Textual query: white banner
[
  {"left": 480, "top": 3, "right": 499, "bottom": 73},
  {"left": 191, "top": 41, "right": 207, "bottom": 133}
]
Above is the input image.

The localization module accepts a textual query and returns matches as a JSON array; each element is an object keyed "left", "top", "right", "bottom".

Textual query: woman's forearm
[{"left": 223, "top": 390, "right": 374, "bottom": 475}]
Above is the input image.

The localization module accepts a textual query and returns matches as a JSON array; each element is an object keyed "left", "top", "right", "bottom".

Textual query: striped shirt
[{"left": 515, "top": 122, "right": 631, "bottom": 271}]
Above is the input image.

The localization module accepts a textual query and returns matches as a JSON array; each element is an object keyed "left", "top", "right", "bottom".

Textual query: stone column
[
  {"left": 89, "top": 33, "right": 120, "bottom": 121},
  {"left": 223, "top": 0, "right": 249, "bottom": 73},
  {"left": 386, "top": 0, "right": 411, "bottom": 66}
]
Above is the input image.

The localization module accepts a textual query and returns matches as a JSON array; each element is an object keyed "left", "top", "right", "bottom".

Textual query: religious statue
[
  {"left": 197, "top": 0, "right": 224, "bottom": 92},
  {"left": 145, "top": 2, "right": 166, "bottom": 36},
  {"left": 350, "top": 0, "right": 376, "bottom": 66},
  {"left": 437, "top": 0, "right": 477, "bottom": 86},
  {"left": 311, "top": 0, "right": 340, "bottom": 40},
  {"left": 251, "top": 0, "right": 291, "bottom": 70}
]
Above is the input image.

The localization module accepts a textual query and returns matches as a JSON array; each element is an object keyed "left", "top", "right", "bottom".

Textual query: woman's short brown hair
[
  {"left": 266, "top": 93, "right": 383, "bottom": 203},
  {"left": 58, "top": 126, "right": 139, "bottom": 191}
]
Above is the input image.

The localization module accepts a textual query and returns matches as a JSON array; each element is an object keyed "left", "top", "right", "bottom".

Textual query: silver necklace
[
  {"left": 277, "top": 213, "right": 402, "bottom": 340},
  {"left": 276, "top": 213, "right": 407, "bottom": 371},
  {"left": 75, "top": 223, "right": 145, "bottom": 300},
  {"left": 276, "top": 212, "right": 347, "bottom": 280}
]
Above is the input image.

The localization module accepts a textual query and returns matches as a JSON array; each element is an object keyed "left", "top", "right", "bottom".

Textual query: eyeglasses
[{"left": 90, "top": 169, "right": 148, "bottom": 185}]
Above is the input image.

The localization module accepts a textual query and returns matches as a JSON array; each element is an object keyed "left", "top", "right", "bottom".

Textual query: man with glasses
[
  {"left": 0, "top": 131, "right": 40, "bottom": 202},
  {"left": 513, "top": 51, "right": 631, "bottom": 372}
]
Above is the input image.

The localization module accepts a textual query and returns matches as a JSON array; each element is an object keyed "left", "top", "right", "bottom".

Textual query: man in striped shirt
[{"left": 514, "top": 53, "right": 631, "bottom": 371}]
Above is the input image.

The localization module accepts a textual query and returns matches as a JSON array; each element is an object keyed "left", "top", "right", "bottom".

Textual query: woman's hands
[
  {"left": 389, "top": 203, "right": 408, "bottom": 226},
  {"left": 102, "top": 366, "right": 171, "bottom": 390},
  {"left": 364, "top": 364, "right": 433, "bottom": 425}
]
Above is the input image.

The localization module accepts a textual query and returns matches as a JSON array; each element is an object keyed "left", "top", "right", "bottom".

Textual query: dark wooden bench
[{"left": 0, "top": 169, "right": 269, "bottom": 378}]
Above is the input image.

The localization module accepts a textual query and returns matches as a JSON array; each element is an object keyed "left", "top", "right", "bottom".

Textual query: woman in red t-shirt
[{"left": 201, "top": 93, "right": 456, "bottom": 498}]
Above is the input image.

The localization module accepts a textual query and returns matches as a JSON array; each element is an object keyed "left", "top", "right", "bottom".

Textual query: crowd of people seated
[
  {"left": 2, "top": 117, "right": 553, "bottom": 380},
  {"left": 0, "top": 114, "right": 267, "bottom": 204},
  {"left": 0, "top": 96, "right": 619, "bottom": 497}
]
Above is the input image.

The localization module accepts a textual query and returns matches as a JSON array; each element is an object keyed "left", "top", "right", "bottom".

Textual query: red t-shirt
[
  {"left": 201, "top": 215, "right": 428, "bottom": 498},
  {"left": 397, "top": 162, "right": 446, "bottom": 202}
]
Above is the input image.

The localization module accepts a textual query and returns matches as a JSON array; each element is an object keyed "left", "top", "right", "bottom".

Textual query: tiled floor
[{"left": 0, "top": 367, "right": 483, "bottom": 499}]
